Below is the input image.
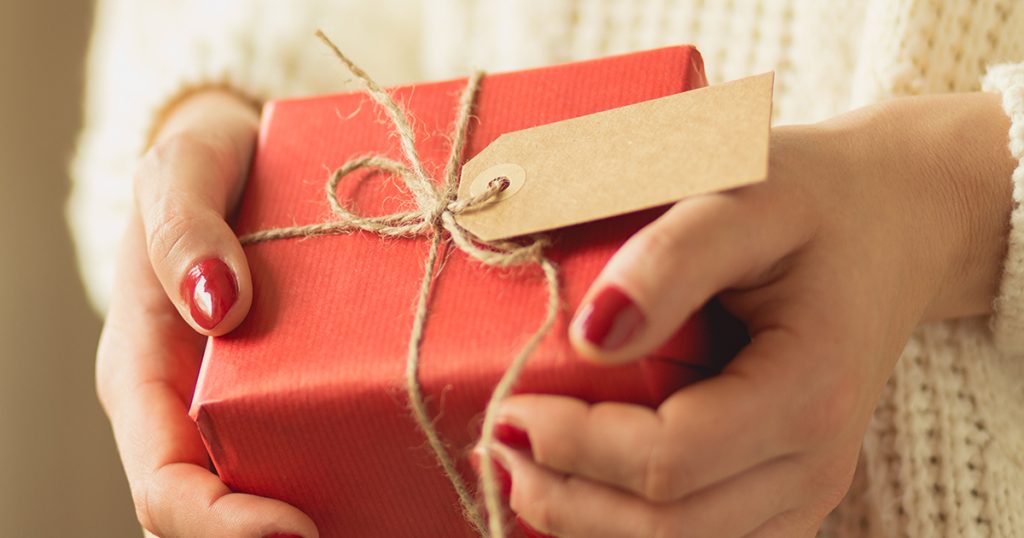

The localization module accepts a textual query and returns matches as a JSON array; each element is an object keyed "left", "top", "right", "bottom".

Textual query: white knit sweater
[{"left": 70, "top": 1, "right": 1024, "bottom": 536}]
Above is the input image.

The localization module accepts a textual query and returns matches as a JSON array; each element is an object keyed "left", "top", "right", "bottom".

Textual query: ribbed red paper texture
[{"left": 191, "top": 46, "right": 735, "bottom": 537}]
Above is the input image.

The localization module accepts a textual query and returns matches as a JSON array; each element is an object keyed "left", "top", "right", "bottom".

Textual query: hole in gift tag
[
  {"left": 469, "top": 163, "right": 526, "bottom": 203},
  {"left": 491, "top": 176, "right": 511, "bottom": 192}
]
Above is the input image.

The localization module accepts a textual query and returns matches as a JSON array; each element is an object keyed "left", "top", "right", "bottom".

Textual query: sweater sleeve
[
  {"left": 68, "top": 0, "right": 424, "bottom": 313},
  {"left": 983, "top": 62, "right": 1024, "bottom": 357}
]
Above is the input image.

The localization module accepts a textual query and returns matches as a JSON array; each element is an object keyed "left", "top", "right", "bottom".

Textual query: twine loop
[{"left": 239, "top": 30, "right": 561, "bottom": 538}]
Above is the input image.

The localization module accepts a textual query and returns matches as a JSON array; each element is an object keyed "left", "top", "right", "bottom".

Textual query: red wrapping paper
[{"left": 191, "top": 46, "right": 738, "bottom": 537}]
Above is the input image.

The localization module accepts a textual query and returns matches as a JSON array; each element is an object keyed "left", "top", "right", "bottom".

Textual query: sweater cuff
[
  {"left": 983, "top": 62, "right": 1024, "bottom": 356},
  {"left": 144, "top": 83, "right": 263, "bottom": 149}
]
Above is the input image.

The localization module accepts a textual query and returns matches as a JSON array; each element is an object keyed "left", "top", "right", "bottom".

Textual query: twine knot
[{"left": 239, "top": 30, "right": 562, "bottom": 538}]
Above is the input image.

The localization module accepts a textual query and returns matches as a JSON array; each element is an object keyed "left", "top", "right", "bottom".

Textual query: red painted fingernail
[
  {"left": 517, "top": 517, "right": 555, "bottom": 538},
  {"left": 181, "top": 258, "right": 238, "bottom": 330},
  {"left": 575, "top": 285, "right": 645, "bottom": 350},
  {"left": 494, "top": 422, "right": 532, "bottom": 452},
  {"left": 470, "top": 451, "right": 512, "bottom": 499}
]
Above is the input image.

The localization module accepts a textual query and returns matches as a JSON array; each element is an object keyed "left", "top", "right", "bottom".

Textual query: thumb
[
  {"left": 134, "top": 91, "right": 260, "bottom": 336},
  {"left": 569, "top": 188, "right": 801, "bottom": 364}
]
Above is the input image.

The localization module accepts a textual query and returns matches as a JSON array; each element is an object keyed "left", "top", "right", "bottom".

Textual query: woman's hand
[
  {"left": 96, "top": 90, "right": 319, "bottom": 537},
  {"left": 479, "top": 93, "right": 1016, "bottom": 537}
]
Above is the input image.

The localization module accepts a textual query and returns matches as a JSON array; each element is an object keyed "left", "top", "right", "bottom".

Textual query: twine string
[{"left": 239, "top": 30, "right": 560, "bottom": 538}]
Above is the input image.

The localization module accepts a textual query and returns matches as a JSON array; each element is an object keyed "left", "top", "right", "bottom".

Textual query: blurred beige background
[{"left": 0, "top": 1, "right": 139, "bottom": 535}]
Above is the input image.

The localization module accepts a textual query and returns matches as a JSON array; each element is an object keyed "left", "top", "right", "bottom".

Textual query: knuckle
[
  {"left": 134, "top": 501, "right": 157, "bottom": 535},
  {"left": 131, "top": 463, "right": 180, "bottom": 537},
  {"left": 512, "top": 473, "right": 577, "bottom": 536},
  {"left": 515, "top": 490, "right": 559, "bottom": 536},
  {"left": 530, "top": 401, "right": 590, "bottom": 473},
  {"left": 806, "top": 460, "right": 857, "bottom": 514},
  {"left": 631, "top": 221, "right": 686, "bottom": 262},
  {"left": 530, "top": 505, "right": 559, "bottom": 536},
  {"left": 649, "top": 507, "right": 685, "bottom": 538},
  {"left": 149, "top": 131, "right": 224, "bottom": 173},
  {"left": 136, "top": 133, "right": 205, "bottom": 190},
  {"left": 642, "top": 435, "right": 687, "bottom": 502},
  {"left": 135, "top": 129, "right": 236, "bottom": 207},
  {"left": 752, "top": 510, "right": 819, "bottom": 538},
  {"left": 129, "top": 480, "right": 157, "bottom": 534},
  {"left": 817, "top": 480, "right": 852, "bottom": 514},
  {"left": 136, "top": 132, "right": 236, "bottom": 271},
  {"left": 145, "top": 207, "right": 204, "bottom": 270},
  {"left": 653, "top": 520, "right": 684, "bottom": 538},
  {"left": 790, "top": 374, "right": 859, "bottom": 447}
]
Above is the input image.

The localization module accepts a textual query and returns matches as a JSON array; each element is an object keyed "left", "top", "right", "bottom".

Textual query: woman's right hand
[{"left": 96, "top": 90, "right": 319, "bottom": 538}]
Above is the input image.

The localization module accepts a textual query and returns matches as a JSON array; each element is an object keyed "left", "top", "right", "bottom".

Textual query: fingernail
[
  {"left": 517, "top": 517, "right": 555, "bottom": 538},
  {"left": 575, "top": 285, "right": 645, "bottom": 351},
  {"left": 494, "top": 422, "right": 532, "bottom": 452},
  {"left": 181, "top": 258, "right": 238, "bottom": 330},
  {"left": 493, "top": 458, "right": 513, "bottom": 500},
  {"left": 471, "top": 448, "right": 512, "bottom": 499}
]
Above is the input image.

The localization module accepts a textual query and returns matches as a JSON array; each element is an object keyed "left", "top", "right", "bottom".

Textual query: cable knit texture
[{"left": 70, "top": 1, "right": 1024, "bottom": 537}]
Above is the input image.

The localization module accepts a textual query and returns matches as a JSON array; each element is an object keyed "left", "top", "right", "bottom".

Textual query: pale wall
[{"left": 0, "top": 1, "right": 139, "bottom": 535}]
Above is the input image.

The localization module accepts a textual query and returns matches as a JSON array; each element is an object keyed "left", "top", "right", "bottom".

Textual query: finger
[
  {"left": 98, "top": 218, "right": 317, "bottom": 538},
  {"left": 743, "top": 510, "right": 822, "bottom": 538},
  {"left": 489, "top": 443, "right": 658, "bottom": 538},
  {"left": 569, "top": 184, "right": 810, "bottom": 363},
  {"left": 492, "top": 443, "right": 802, "bottom": 538},
  {"left": 134, "top": 90, "right": 259, "bottom": 336},
  {"left": 153, "top": 465, "right": 318, "bottom": 538},
  {"left": 497, "top": 330, "right": 815, "bottom": 502},
  {"left": 119, "top": 383, "right": 319, "bottom": 538}
]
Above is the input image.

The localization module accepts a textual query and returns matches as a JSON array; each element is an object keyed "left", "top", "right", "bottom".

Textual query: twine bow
[{"left": 239, "top": 31, "right": 561, "bottom": 538}]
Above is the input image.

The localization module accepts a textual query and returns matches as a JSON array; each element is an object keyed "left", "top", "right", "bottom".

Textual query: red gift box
[{"left": 191, "top": 46, "right": 738, "bottom": 537}]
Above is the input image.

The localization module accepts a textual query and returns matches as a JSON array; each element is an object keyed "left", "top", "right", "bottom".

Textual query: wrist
[
  {"left": 829, "top": 93, "right": 1015, "bottom": 322},
  {"left": 913, "top": 93, "right": 1014, "bottom": 321}
]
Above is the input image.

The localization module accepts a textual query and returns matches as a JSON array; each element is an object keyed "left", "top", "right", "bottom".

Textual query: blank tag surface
[{"left": 455, "top": 72, "right": 775, "bottom": 241}]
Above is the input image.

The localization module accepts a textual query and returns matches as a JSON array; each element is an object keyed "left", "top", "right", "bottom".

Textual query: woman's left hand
[{"left": 476, "top": 92, "right": 1016, "bottom": 537}]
